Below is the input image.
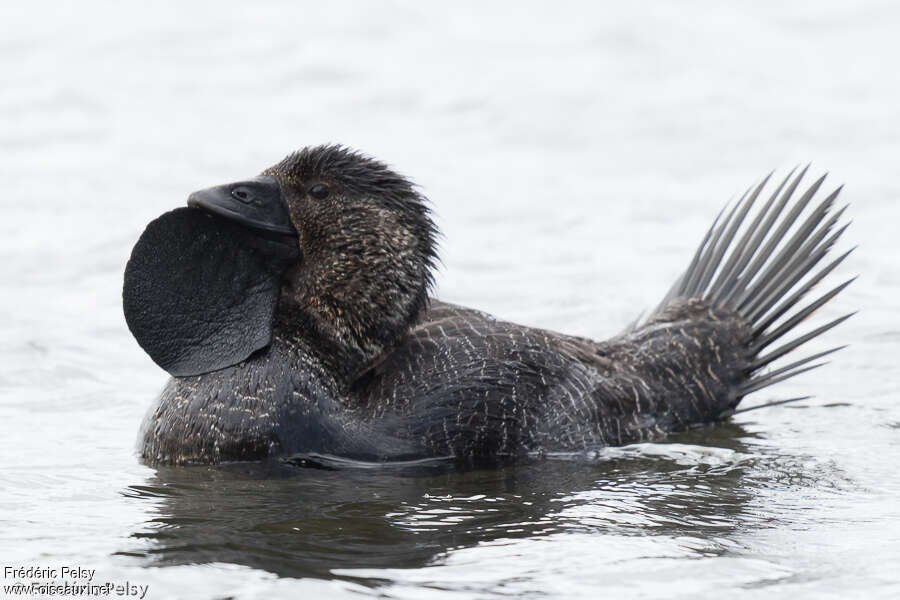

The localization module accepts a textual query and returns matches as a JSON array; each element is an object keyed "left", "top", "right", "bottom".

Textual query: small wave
[{"left": 539, "top": 442, "right": 756, "bottom": 468}]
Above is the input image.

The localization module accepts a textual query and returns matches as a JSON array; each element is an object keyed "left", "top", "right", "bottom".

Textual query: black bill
[{"left": 186, "top": 175, "right": 296, "bottom": 238}]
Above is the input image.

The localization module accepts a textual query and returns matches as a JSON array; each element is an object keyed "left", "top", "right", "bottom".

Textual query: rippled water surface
[{"left": 2, "top": 1, "right": 899, "bottom": 598}]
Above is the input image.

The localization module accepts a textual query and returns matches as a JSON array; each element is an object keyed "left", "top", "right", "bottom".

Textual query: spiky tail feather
[{"left": 654, "top": 166, "right": 854, "bottom": 414}]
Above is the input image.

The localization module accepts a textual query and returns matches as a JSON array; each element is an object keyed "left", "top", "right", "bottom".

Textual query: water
[{"left": 2, "top": 1, "right": 899, "bottom": 598}]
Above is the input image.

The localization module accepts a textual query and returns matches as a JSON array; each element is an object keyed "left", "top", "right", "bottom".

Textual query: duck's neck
[
  {"left": 273, "top": 296, "right": 422, "bottom": 390},
  {"left": 275, "top": 257, "right": 430, "bottom": 386}
]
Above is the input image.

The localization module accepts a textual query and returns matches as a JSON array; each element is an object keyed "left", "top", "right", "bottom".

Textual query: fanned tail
[{"left": 653, "top": 166, "right": 854, "bottom": 411}]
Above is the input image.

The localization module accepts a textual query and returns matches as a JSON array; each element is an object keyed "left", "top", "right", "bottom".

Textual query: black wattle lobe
[{"left": 123, "top": 207, "right": 297, "bottom": 377}]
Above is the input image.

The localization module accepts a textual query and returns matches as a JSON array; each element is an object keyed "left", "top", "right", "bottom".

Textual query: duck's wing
[{"left": 356, "top": 300, "right": 612, "bottom": 463}]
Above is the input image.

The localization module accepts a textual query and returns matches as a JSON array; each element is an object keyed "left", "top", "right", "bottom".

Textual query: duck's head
[{"left": 124, "top": 145, "right": 438, "bottom": 378}]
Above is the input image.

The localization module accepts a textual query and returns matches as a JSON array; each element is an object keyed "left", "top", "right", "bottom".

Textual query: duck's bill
[{"left": 187, "top": 175, "right": 297, "bottom": 239}]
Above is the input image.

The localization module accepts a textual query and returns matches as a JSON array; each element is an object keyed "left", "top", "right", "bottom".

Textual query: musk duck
[{"left": 124, "top": 146, "right": 853, "bottom": 466}]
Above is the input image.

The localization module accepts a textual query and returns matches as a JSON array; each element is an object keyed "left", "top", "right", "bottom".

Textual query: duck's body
[
  {"left": 142, "top": 298, "right": 747, "bottom": 465},
  {"left": 127, "top": 147, "right": 852, "bottom": 467}
]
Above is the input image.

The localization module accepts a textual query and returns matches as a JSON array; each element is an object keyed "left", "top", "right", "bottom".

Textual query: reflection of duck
[
  {"left": 123, "top": 424, "right": 759, "bottom": 581},
  {"left": 123, "top": 146, "right": 852, "bottom": 466}
]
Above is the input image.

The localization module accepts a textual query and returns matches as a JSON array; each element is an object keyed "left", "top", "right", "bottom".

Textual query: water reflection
[{"left": 120, "top": 423, "right": 809, "bottom": 583}]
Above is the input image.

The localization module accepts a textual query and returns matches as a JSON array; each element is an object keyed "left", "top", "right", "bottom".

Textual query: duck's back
[{"left": 356, "top": 299, "right": 749, "bottom": 465}]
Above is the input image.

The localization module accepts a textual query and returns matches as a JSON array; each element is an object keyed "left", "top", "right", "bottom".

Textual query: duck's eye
[
  {"left": 309, "top": 183, "right": 330, "bottom": 200},
  {"left": 231, "top": 186, "right": 251, "bottom": 202}
]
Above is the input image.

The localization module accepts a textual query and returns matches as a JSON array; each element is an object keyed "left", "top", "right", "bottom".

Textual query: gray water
[{"left": 1, "top": 1, "right": 899, "bottom": 598}]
